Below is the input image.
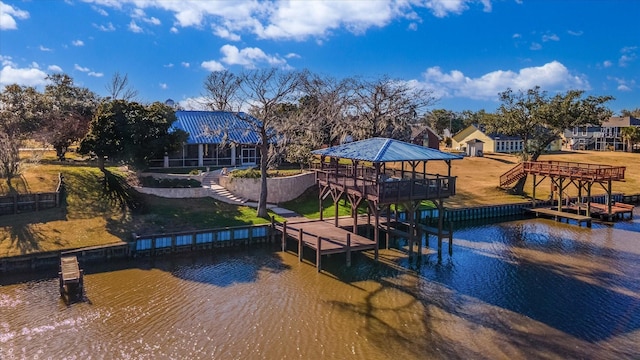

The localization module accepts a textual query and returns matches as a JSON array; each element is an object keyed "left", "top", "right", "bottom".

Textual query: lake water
[{"left": 1, "top": 212, "right": 639, "bottom": 359}]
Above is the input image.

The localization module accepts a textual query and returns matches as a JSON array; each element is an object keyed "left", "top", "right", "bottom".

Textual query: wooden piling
[
  {"left": 346, "top": 233, "right": 351, "bottom": 267},
  {"left": 316, "top": 235, "right": 322, "bottom": 272},
  {"left": 298, "top": 228, "right": 304, "bottom": 262}
]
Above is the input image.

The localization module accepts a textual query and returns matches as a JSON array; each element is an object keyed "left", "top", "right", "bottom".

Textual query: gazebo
[{"left": 312, "top": 137, "right": 463, "bottom": 256}]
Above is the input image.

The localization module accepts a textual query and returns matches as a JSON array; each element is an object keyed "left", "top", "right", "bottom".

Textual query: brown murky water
[{"left": 1, "top": 215, "right": 640, "bottom": 359}]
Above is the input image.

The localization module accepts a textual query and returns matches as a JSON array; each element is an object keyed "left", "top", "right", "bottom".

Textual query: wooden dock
[
  {"left": 277, "top": 219, "right": 378, "bottom": 271},
  {"left": 59, "top": 256, "right": 84, "bottom": 300},
  {"left": 586, "top": 202, "right": 634, "bottom": 220},
  {"left": 528, "top": 208, "right": 592, "bottom": 227}
]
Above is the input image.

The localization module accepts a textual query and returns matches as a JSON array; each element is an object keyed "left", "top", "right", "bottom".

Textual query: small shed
[{"left": 466, "top": 139, "right": 484, "bottom": 157}]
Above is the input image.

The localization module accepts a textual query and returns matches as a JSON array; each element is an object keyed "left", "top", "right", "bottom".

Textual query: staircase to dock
[
  {"left": 500, "top": 163, "right": 526, "bottom": 188},
  {"left": 201, "top": 171, "right": 248, "bottom": 205}
]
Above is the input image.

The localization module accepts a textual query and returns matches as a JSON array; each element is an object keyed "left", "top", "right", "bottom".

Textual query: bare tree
[
  {"left": 203, "top": 68, "right": 302, "bottom": 217},
  {"left": 0, "top": 84, "right": 43, "bottom": 183},
  {"left": 203, "top": 70, "right": 242, "bottom": 111},
  {"left": 106, "top": 72, "right": 138, "bottom": 101},
  {"left": 347, "top": 76, "right": 436, "bottom": 141}
]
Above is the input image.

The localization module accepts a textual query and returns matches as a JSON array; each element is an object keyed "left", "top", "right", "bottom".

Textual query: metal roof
[
  {"left": 312, "top": 137, "right": 463, "bottom": 162},
  {"left": 173, "top": 111, "right": 263, "bottom": 144}
]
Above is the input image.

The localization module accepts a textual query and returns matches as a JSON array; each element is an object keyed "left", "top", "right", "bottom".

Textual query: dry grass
[{"left": 424, "top": 150, "right": 640, "bottom": 208}]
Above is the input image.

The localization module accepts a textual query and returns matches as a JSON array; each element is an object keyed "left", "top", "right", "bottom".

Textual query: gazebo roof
[{"left": 312, "top": 137, "right": 463, "bottom": 163}]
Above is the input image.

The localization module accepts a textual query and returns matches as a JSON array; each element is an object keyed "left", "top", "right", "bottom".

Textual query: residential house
[
  {"left": 452, "top": 124, "right": 562, "bottom": 154},
  {"left": 411, "top": 125, "right": 441, "bottom": 149},
  {"left": 154, "top": 110, "right": 263, "bottom": 168},
  {"left": 563, "top": 116, "right": 640, "bottom": 151}
]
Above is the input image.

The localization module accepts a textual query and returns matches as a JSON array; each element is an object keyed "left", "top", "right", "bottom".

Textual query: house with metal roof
[
  {"left": 155, "top": 110, "right": 263, "bottom": 168},
  {"left": 452, "top": 124, "right": 561, "bottom": 154}
]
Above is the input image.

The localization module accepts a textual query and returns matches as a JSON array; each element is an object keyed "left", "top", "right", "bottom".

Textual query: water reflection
[{"left": 1, "top": 212, "right": 639, "bottom": 359}]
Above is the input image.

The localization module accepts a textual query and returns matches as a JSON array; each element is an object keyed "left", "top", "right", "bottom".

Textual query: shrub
[{"left": 139, "top": 176, "right": 201, "bottom": 188}]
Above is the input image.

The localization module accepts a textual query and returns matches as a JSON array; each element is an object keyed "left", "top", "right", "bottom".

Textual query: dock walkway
[
  {"left": 276, "top": 218, "right": 378, "bottom": 271},
  {"left": 528, "top": 208, "right": 592, "bottom": 227}
]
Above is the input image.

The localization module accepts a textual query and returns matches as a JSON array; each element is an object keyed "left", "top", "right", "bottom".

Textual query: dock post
[
  {"left": 448, "top": 221, "right": 454, "bottom": 256},
  {"left": 316, "top": 235, "right": 322, "bottom": 272},
  {"left": 281, "top": 221, "right": 287, "bottom": 252},
  {"left": 298, "top": 228, "right": 304, "bottom": 262},
  {"left": 346, "top": 233, "right": 351, "bottom": 267},
  {"left": 417, "top": 227, "right": 422, "bottom": 258}
]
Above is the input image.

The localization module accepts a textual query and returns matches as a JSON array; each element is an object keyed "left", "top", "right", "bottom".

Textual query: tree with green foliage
[
  {"left": 0, "top": 84, "right": 44, "bottom": 182},
  {"left": 620, "top": 108, "right": 640, "bottom": 118},
  {"left": 483, "top": 86, "right": 613, "bottom": 194},
  {"left": 620, "top": 126, "right": 640, "bottom": 152},
  {"left": 79, "top": 100, "right": 186, "bottom": 171},
  {"left": 41, "top": 74, "right": 99, "bottom": 160}
]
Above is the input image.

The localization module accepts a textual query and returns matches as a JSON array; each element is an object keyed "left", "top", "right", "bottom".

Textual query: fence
[{"left": 0, "top": 173, "right": 63, "bottom": 216}]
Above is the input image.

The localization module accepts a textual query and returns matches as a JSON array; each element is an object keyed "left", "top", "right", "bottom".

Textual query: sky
[{"left": 0, "top": 0, "right": 638, "bottom": 114}]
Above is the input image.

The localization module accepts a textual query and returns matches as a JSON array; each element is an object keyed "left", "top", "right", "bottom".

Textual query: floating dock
[{"left": 59, "top": 256, "right": 84, "bottom": 300}]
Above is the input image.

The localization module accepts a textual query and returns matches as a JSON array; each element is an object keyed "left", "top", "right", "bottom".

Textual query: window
[{"left": 581, "top": 127, "right": 587, "bottom": 136}]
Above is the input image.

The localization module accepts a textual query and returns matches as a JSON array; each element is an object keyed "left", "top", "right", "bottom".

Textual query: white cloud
[
  {"left": 48, "top": 65, "right": 63, "bottom": 72},
  {"left": 145, "top": 17, "right": 161, "bottom": 25},
  {"left": 92, "top": 5, "right": 109, "bottom": 16},
  {"left": 567, "top": 30, "right": 583, "bottom": 36},
  {"left": 74, "top": 64, "right": 90, "bottom": 72},
  {"left": 170, "top": 26, "right": 179, "bottom": 33},
  {"left": 530, "top": 42, "right": 542, "bottom": 50},
  {"left": 285, "top": 53, "right": 300, "bottom": 59},
  {"left": 39, "top": 45, "right": 53, "bottom": 52},
  {"left": 512, "top": 33, "right": 521, "bottom": 39},
  {"left": 220, "top": 44, "right": 286, "bottom": 68},
  {"left": 213, "top": 26, "right": 241, "bottom": 41},
  {"left": 421, "top": 61, "right": 589, "bottom": 101},
  {"left": 94, "top": 22, "right": 115, "bottom": 31},
  {"left": 72, "top": 40, "right": 85, "bottom": 46},
  {"left": 619, "top": 46, "right": 637, "bottom": 67},
  {"left": 159, "top": 83, "right": 168, "bottom": 90},
  {"left": 181, "top": 62, "right": 190, "bottom": 68},
  {"left": 129, "top": 20, "right": 143, "bottom": 33},
  {"left": 179, "top": 96, "right": 208, "bottom": 110},
  {"left": 201, "top": 60, "right": 225, "bottom": 72},
  {"left": 608, "top": 76, "right": 635, "bottom": 92},
  {"left": 78, "top": 0, "right": 485, "bottom": 41},
  {"left": 164, "top": 63, "right": 174, "bottom": 68},
  {"left": 0, "top": 1, "right": 29, "bottom": 30},
  {"left": 88, "top": 71, "right": 104, "bottom": 77},
  {"left": 603, "top": 60, "right": 612, "bottom": 68},
  {"left": 0, "top": 55, "right": 14, "bottom": 66},
  {"left": 0, "top": 65, "right": 47, "bottom": 87},
  {"left": 542, "top": 33, "right": 559, "bottom": 42}
]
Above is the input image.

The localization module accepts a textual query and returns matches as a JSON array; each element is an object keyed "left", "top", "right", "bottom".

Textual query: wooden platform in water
[
  {"left": 528, "top": 208, "right": 592, "bottom": 227},
  {"left": 277, "top": 218, "right": 378, "bottom": 271},
  {"left": 60, "top": 256, "right": 81, "bottom": 282}
]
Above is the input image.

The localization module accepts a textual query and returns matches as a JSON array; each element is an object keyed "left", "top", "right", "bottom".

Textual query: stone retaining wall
[{"left": 219, "top": 172, "right": 315, "bottom": 203}]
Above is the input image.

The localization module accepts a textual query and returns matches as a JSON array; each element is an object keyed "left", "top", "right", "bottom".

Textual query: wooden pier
[
  {"left": 59, "top": 256, "right": 84, "bottom": 300},
  {"left": 277, "top": 218, "right": 378, "bottom": 271},
  {"left": 528, "top": 208, "right": 592, "bottom": 227}
]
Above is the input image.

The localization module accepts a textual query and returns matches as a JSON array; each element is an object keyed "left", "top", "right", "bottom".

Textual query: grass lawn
[
  {"left": 0, "top": 152, "right": 278, "bottom": 257},
  {"left": 1, "top": 149, "right": 639, "bottom": 257}
]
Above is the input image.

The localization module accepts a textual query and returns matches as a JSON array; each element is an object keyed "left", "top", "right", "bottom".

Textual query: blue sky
[{"left": 1, "top": 0, "right": 638, "bottom": 114}]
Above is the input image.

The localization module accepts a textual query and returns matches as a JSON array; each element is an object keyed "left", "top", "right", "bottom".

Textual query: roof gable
[
  {"left": 173, "top": 111, "right": 263, "bottom": 144},
  {"left": 312, "top": 137, "right": 462, "bottom": 162}
]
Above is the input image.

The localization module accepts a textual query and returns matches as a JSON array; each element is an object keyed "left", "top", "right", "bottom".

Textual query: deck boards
[
  {"left": 528, "top": 208, "right": 592, "bottom": 226},
  {"left": 281, "top": 219, "right": 377, "bottom": 256},
  {"left": 60, "top": 256, "right": 81, "bottom": 282}
]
